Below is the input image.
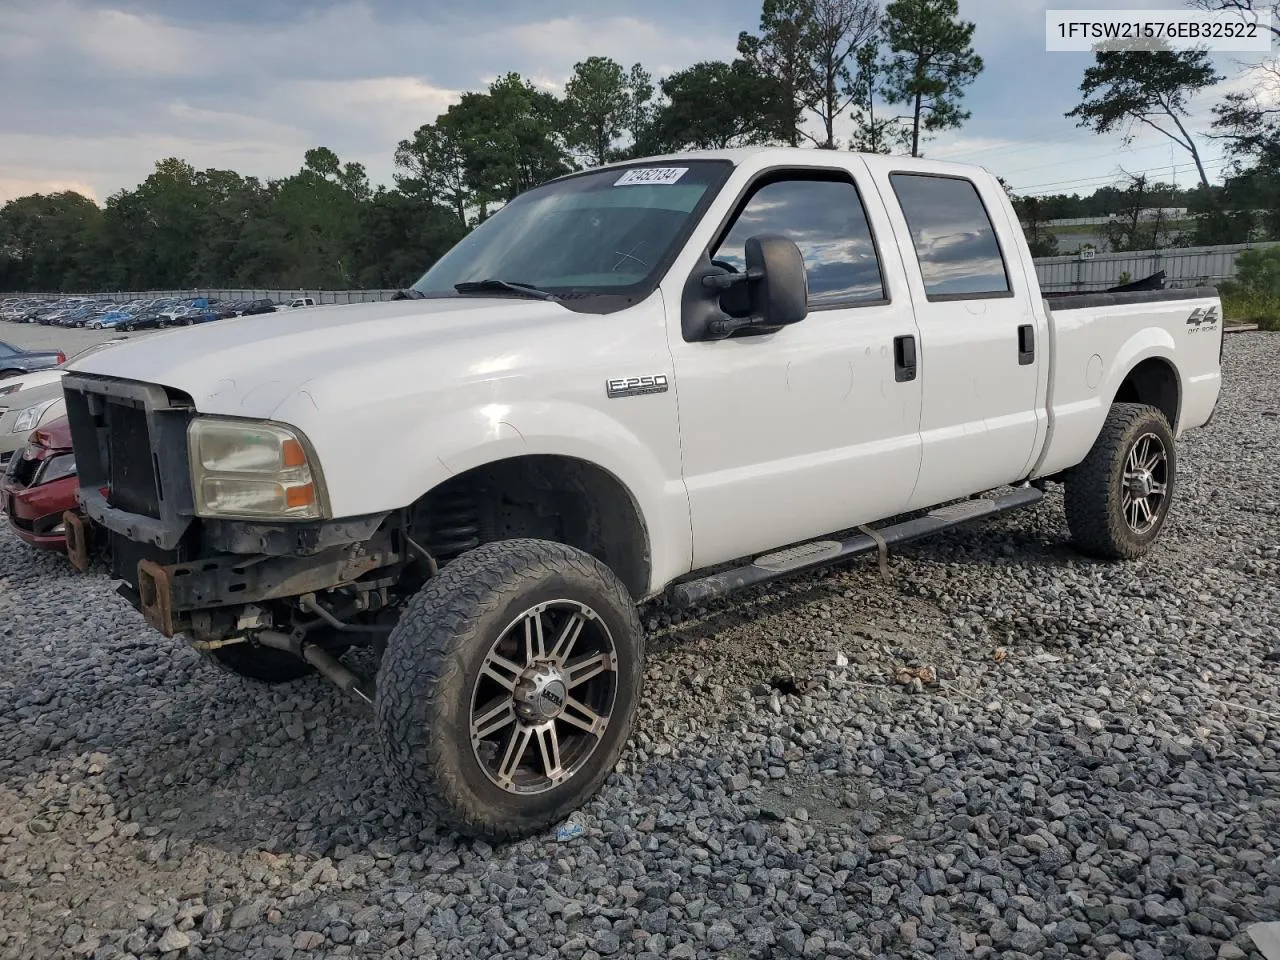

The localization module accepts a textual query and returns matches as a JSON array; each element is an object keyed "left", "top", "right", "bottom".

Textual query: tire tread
[
  {"left": 374, "top": 538, "right": 643, "bottom": 840},
  {"left": 1065, "top": 402, "right": 1175, "bottom": 560}
]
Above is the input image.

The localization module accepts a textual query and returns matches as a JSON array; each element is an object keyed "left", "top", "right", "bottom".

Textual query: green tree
[
  {"left": 100, "top": 158, "right": 210, "bottom": 288},
  {"left": 1011, "top": 194, "right": 1062, "bottom": 258},
  {"left": 848, "top": 38, "right": 910, "bottom": 153},
  {"left": 1065, "top": 48, "right": 1221, "bottom": 188},
  {"left": 444, "top": 73, "right": 571, "bottom": 211},
  {"left": 737, "top": 0, "right": 820, "bottom": 146},
  {"left": 562, "top": 57, "right": 654, "bottom": 165},
  {"left": 640, "top": 61, "right": 791, "bottom": 151},
  {"left": 354, "top": 188, "right": 467, "bottom": 288},
  {"left": 881, "top": 0, "right": 983, "bottom": 157},
  {"left": 394, "top": 121, "right": 471, "bottom": 225},
  {"left": 0, "top": 192, "right": 103, "bottom": 291}
]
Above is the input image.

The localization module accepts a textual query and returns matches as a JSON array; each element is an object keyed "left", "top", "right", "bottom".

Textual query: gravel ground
[{"left": 1, "top": 333, "right": 1277, "bottom": 960}]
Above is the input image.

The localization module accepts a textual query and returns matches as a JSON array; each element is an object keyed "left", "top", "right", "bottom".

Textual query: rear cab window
[{"left": 889, "top": 173, "right": 1011, "bottom": 301}]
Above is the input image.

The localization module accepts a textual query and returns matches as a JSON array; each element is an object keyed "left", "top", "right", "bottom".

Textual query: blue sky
[{"left": 0, "top": 0, "right": 1273, "bottom": 204}]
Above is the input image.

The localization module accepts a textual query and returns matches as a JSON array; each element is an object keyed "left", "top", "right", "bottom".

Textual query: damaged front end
[{"left": 61, "top": 372, "right": 424, "bottom": 695}]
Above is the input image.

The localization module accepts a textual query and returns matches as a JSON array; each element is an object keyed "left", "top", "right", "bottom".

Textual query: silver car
[{"left": 0, "top": 338, "right": 129, "bottom": 465}]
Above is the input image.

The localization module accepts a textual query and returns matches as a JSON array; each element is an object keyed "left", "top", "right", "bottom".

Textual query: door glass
[
  {"left": 889, "top": 174, "right": 1011, "bottom": 299},
  {"left": 713, "top": 178, "right": 885, "bottom": 308}
]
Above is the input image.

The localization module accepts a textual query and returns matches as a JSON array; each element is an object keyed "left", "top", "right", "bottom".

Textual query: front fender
[{"left": 273, "top": 394, "right": 693, "bottom": 596}]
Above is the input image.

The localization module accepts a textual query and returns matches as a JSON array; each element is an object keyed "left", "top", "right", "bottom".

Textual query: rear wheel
[
  {"left": 375, "top": 539, "right": 643, "bottom": 840},
  {"left": 1065, "top": 402, "right": 1176, "bottom": 560}
]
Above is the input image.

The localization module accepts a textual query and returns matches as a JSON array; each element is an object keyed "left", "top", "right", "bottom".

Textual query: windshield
[{"left": 412, "top": 160, "right": 732, "bottom": 299}]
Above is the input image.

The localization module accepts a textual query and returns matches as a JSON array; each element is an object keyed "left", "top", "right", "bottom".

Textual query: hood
[
  {"left": 2, "top": 378, "right": 66, "bottom": 409},
  {"left": 66, "top": 296, "right": 584, "bottom": 416},
  {"left": 0, "top": 367, "right": 63, "bottom": 396},
  {"left": 32, "top": 415, "right": 72, "bottom": 451}
]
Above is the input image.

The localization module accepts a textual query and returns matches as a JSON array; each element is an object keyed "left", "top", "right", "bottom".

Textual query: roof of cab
[{"left": 553, "top": 145, "right": 994, "bottom": 181}]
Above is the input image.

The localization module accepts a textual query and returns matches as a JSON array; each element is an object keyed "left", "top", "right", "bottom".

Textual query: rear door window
[{"left": 889, "top": 173, "right": 1011, "bottom": 300}]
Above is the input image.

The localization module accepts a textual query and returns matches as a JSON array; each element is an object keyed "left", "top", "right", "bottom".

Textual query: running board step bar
[{"left": 670, "top": 486, "right": 1045, "bottom": 608}]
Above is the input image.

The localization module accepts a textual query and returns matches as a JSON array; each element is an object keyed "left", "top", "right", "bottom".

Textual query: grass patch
[{"left": 1222, "top": 290, "right": 1280, "bottom": 331}]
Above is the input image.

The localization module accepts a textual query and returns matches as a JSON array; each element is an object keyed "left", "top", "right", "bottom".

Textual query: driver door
[{"left": 668, "top": 167, "right": 924, "bottom": 569}]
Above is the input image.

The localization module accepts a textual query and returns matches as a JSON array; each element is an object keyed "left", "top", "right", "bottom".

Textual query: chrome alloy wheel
[
  {"left": 1122, "top": 431, "right": 1169, "bottom": 534},
  {"left": 469, "top": 600, "right": 618, "bottom": 795}
]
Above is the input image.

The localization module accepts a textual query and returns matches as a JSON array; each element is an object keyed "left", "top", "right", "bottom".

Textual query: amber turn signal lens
[
  {"left": 284, "top": 482, "right": 315, "bottom": 509},
  {"left": 281, "top": 438, "right": 307, "bottom": 468}
]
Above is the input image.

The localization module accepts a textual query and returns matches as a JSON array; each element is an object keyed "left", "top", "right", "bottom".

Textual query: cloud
[
  {"left": 0, "top": 178, "right": 101, "bottom": 203},
  {"left": 0, "top": 0, "right": 1273, "bottom": 205}
]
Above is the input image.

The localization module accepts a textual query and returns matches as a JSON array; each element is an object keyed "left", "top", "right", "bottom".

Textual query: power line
[
  {"left": 1013, "top": 157, "right": 1230, "bottom": 194},
  {"left": 991, "top": 141, "right": 1202, "bottom": 178}
]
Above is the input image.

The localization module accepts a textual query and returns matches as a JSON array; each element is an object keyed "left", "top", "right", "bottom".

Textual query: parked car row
[
  {"left": 0, "top": 295, "right": 299, "bottom": 331},
  {"left": 1, "top": 337, "right": 143, "bottom": 550}
]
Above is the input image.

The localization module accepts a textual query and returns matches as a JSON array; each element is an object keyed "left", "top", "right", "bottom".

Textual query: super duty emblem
[{"left": 606, "top": 375, "right": 670, "bottom": 398}]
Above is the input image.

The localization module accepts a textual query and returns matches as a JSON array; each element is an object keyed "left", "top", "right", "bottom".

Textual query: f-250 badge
[
  {"left": 606, "top": 374, "right": 670, "bottom": 398},
  {"left": 1185, "top": 305, "right": 1219, "bottom": 331}
]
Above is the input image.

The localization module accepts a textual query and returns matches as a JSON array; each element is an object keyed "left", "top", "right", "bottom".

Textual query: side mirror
[
  {"left": 745, "top": 236, "right": 808, "bottom": 327},
  {"left": 698, "top": 235, "right": 808, "bottom": 339}
]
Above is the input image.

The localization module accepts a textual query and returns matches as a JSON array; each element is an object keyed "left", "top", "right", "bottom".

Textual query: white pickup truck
[{"left": 60, "top": 148, "right": 1223, "bottom": 839}]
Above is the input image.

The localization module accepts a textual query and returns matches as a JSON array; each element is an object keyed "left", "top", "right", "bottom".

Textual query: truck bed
[{"left": 1032, "top": 285, "right": 1223, "bottom": 479}]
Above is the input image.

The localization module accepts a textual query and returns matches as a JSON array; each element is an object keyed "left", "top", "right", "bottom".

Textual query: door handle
[
  {"left": 893, "top": 334, "right": 917, "bottom": 382},
  {"left": 1017, "top": 324, "right": 1035, "bottom": 365}
]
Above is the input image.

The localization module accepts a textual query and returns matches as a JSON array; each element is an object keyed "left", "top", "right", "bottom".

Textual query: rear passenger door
[
  {"left": 872, "top": 167, "right": 1045, "bottom": 509},
  {"left": 670, "top": 165, "right": 924, "bottom": 569}
]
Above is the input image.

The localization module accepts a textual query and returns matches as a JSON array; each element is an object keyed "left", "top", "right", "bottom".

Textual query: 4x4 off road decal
[
  {"left": 1185, "top": 305, "right": 1219, "bottom": 331},
  {"left": 606, "top": 375, "right": 670, "bottom": 398}
]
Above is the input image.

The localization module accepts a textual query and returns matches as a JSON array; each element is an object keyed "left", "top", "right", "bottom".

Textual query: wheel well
[
  {"left": 1113, "top": 357, "right": 1179, "bottom": 430},
  {"left": 409, "top": 455, "right": 651, "bottom": 600}
]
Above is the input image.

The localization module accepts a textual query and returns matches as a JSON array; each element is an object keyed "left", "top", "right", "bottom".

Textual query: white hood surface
[{"left": 67, "top": 297, "right": 577, "bottom": 418}]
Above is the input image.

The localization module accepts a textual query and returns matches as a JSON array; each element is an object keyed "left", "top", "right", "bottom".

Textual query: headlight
[
  {"left": 188, "top": 418, "right": 327, "bottom": 520},
  {"left": 34, "top": 453, "right": 76, "bottom": 485},
  {"left": 12, "top": 399, "right": 58, "bottom": 434}
]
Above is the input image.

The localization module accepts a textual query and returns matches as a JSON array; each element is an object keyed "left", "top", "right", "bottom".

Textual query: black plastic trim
[
  {"left": 202, "top": 512, "right": 391, "bottom": 557},
  {"left": 1044, "top": 285, "right": 1219, "bottom": 311},
  {"left": 671, "top": 486, "right": 1044, "bottom": 607}
]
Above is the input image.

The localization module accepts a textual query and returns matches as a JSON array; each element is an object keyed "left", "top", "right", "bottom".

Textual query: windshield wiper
[
  {"left": 391, "top": 288, "right": 426, "bottom": 300},
  {"left": 454, "top": 279, "right": 556, "bottom": 301}
]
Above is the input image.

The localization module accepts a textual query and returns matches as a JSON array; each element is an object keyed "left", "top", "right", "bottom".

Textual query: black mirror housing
[{"left": 745, "top": 236, "right": 808, "bottom": 328}]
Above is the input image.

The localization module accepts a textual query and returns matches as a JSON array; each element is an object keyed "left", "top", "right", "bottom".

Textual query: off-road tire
[
  {"left": 206, "top": 642, "right": 316, "bottom": 683},
  {"left": 1065, "top": 402, "right": 1176, "bottom": 560},
  {"left": 375, "top": 538, "right": 644, "bottom": 840}
]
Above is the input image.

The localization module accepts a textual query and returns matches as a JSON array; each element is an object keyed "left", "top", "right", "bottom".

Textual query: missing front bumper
[{"left": 127, "top": 534, "right": 403, "bottom": 639}]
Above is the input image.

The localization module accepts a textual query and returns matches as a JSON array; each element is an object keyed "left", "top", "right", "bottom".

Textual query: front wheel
[
  {"left": 1065, "top": 402, "right": 1176, "bottom": 560},
  {"left": 375, "top": 539, "right": 643, "bottom": 840}
]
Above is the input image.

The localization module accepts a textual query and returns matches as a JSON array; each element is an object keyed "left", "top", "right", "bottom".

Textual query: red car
[{"left": 1, "top": 414, "right": 81, "bottom": 550}]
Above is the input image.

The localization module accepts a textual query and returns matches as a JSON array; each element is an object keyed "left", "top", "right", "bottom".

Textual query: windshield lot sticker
[{"left": 615, "top": 167, "right": 688, "bottom": 186}]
